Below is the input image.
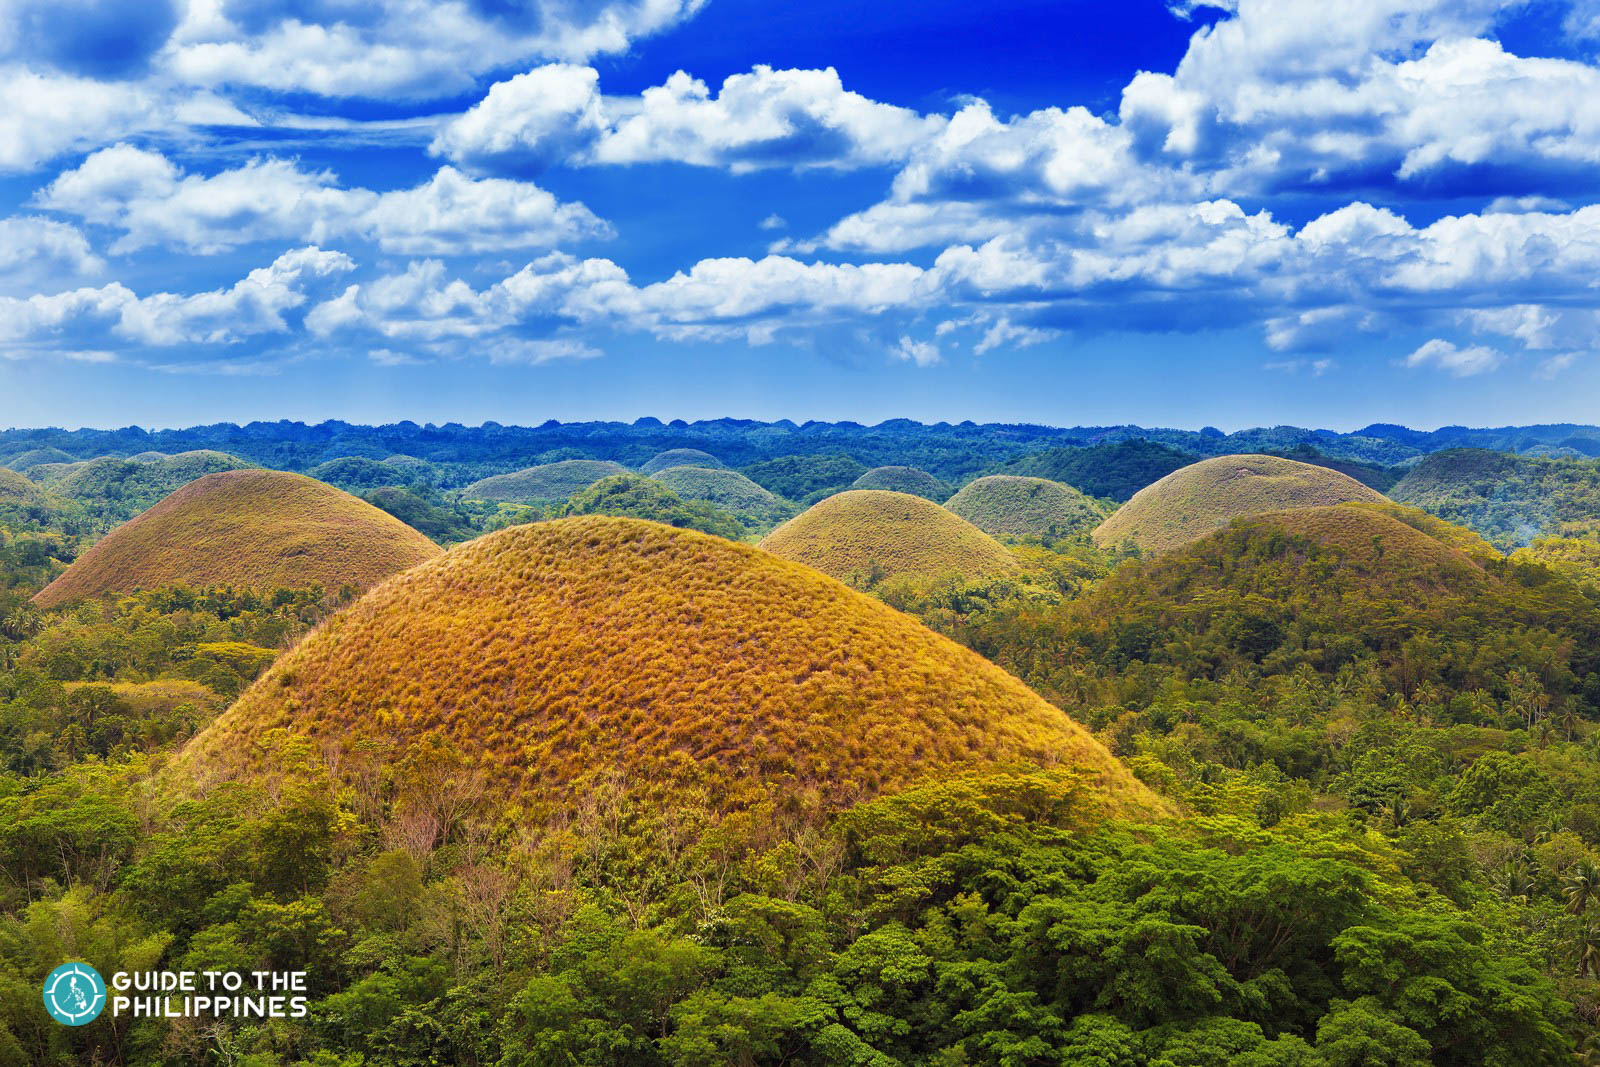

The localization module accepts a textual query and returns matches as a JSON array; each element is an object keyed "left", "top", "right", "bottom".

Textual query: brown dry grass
[
  {"left": 1093, "top": 454, "right": 1386, "bottom": 554},
  {"left": 759, "top": 489, "right": 1019, "bottom": 584},
  {"left": 33, "top": 470, "right": 442, "bottom": 608},
  {"left": 171, "top": 516, "right": 1162, "bottom": 822}
]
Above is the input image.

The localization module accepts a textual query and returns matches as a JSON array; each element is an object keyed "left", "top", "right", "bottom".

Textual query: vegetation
[
  {"left": 33, "top": 471, "right": 442, "bottom": 608},
  {"left": 464, "top": 459, "right": 629, "bottom": 503},
  {"left": 649, "top": 466, "right": 795, "bottom": 533},
  {"left": 0, "top": 447, "right": 75, "bottom": 473},
  {"left": 640, "top": 448, "right": 725, "bottom": 474},
  {"left": 741, "top": 453, "right": 869, "bottom": 504},
  {"left": 31, "top": 451, "right": 258, "bottom": 530},
  {"left": 1391, "top": 448, "right": 1600, "bottom": 549},
  {"left": 361, "top": 486, "right": 480, "bottom": 544},
  {"left": 945, "top": 475, "right": 1106, "bottom": 540},
  {"left": 1267, "top": 444, "right": 1402, "bottom": 492},
  {"left": 309, "top": 456, "right": 435, "bottom": 492},
  {"left": 994, "top": 439, "right": 1196, "bottom": 501},
  {"left": 850, "top": 465, "right": 950, "bottom": 501},
  {"left": 760, "top": 490, "right": 1020, "bottom": 586},
  {"left": 174, "top": 516, "right": 1160, "bottom": 825},
  {"left": 1094, "top": 454, "right": 1387, "bottom": 554},
  {"left": 561, "top": 474, "right": 749, "bottom": 540}
]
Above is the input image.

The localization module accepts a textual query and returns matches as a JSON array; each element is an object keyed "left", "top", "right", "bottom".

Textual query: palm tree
[{"left": 1567, "top": 859, "right": 1600, "bottom": 916}]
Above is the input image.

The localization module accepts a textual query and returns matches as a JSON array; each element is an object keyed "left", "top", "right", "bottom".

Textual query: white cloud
[
  {"left": 434, "top": 64, "right": 943, "bottom": 173},
  {"left": 0, "top": 217, "right": 103, "bottom": 295},
  {"left": 1404, "top": 338, "right": 1504, "bottom": 376},
  {"left": 892, "top": 336, "right": 940, "bottom": 367},
  {"left": 166, "top": 0, "right": 708, "bottom": 100},
  {"left": 758, "top": 214, "right": 787, "bottom": 231},
  {"left": 0, "top": 246, "right": 353, "bottom": 353},
  {"left": 38, "top": 146, "right": 609, "bottom": 254}
]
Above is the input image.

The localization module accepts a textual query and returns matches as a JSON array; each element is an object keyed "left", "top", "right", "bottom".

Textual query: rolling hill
[
  {"left": 995, "top": 439, "right": 1195, "bottom": 502},
  {"left": 759, "top": 489, "right": 1019, "bottom": 585},
  {"left": 309, "top": 456, "right": 433, "bottom": 492},
  {"left": 2, "top": 447, "right": 76, "bottom": 473},
  {"left": 0, "top": 467, "right": 49, "bottom": 508},
  {"left": 33, "top": 451, "right": 259, "bottom": 527},
  {"left": 851, "top": 465, "right": 950, "bottom": 501},
  {"left": 462, "top": 459, "right": 628, "bottom": 503},
  {"left": 171, "top": 517, "right": 1162, "bottom": 821},
  {"left": 945, "top": 475, "right": 1105, "bottom": 540},
  {"left": 32, "top": 470, "right": 442, "bottom": 608},
  {"left": 1092, "top": 454, "right": 1387, "bottom": 554},
  {"left": 640, "top": 448, "right": 725, "bottom": 474},
  {"left": 650, "top": 465, "right": 790, "bottom": 514},
  {"left": 1390, "top": 448, "right": 1600, "bottom": 549}
]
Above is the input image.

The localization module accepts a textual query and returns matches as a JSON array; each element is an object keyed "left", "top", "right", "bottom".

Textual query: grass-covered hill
[
  {"left": 463, "top": 459, "right": 628, "bottom": 503},
  {"left": 31, "top": 451, "right": 258, "bottom": 527},
  {"left": 639, "top": 448, "right": 725, "bottom": 474},
  {"left": 173, "top": 516, "right": 1161, "bottom": 821},
  {"left": 850, "top": 465, "right": 950, "bottom": 501},
  {"left": 650, "top": 465, "right": 791, "bottom": 514},
  {"left": 561, "top": 473, "right": 747, "bottom": 540},
  {"left": 32, "top": 470, "right": 442, "bottom": 608},
  {"left": 1390, "top": 448, "right": 1600, "bottom": 549},
  {"left": 760, "top": 489, "right": 1019, "bottom": 585},
  {"left": 0, "top": 467, "right": 49, "bottom": 509},
  {"left": 995, "top": 439, "right": 1196, "bottom": 501},
  {"left": 1093, "top": 454, "right": 1387, "bottom": 554},
  {"left": 1, "top": 447, "right": 75, "bottom": 473},
  {"left": 945, "top": 475, "right": 1106, "bottom": 540}
]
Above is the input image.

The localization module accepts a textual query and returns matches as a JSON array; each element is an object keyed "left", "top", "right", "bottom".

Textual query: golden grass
[
  {"left": 171, "top": 516, "right": 1163, "bottom": 822},
  {"left": 33, "top": 470, "right": 442, "bottom": 608},
  {"left": 640, "top": 448, "right": 725, "bottom": 474},
  {"left": 1093, "top": 454, "right": 1386, "bottom": 554},
  {"left": 759, "top": 490, "right": 1020, "bottom": 584},
  {"left": 851, "top": 465, "right": 948, "bottom": 500},
  {"left": 463, "top": 459, "right": 629, "bottom": 503},
  {"left": 1228, "top": 504, "right": 1487, "bottom": 573},
  {"left": 945, "top": 475, "right": 1106, "bottom": 539}
]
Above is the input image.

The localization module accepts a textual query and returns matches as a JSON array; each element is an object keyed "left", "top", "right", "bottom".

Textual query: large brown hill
[{"left": 33, "top": 470, "right": 442, "bottom": 607}]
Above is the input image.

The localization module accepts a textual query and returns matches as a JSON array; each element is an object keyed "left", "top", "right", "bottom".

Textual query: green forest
[{"left": 5, "top": 422, "right": 1600, "bottom": 1065}]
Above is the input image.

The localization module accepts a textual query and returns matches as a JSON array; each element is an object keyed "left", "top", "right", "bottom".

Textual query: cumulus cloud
[
  {"left": 165, "top": 0, "right": 706, "bottom": 99},
  {"left": 38, "top": 145, "right": 610, "bottom": 254},
  {"left": 1404, "top": 338, "right": 1505, "bottom": 376},
  {"left": 0, "top": 246, "right": 353, "bottom": 355},
  {"left": 433, "top": 64, "right": 942, "bottom": 173},
  {"left": 0, "top": 217, "right": 103, "bottom": 295},
  {"left": 891, "top": 336, "right": 940, "bottom": 366}
]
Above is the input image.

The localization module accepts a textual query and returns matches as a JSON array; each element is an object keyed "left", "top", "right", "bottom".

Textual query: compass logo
[{"left": 42, "top": 963, "right": 106, "bottom": 1026}]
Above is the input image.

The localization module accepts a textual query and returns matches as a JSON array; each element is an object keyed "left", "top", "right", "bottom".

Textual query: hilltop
[
  {"left": 650, "top": 465, "right": 790, "bottom": 514},
  {"left": 172, "top": 517, "right": 1161, "bottom": 821},
  {"left": 33, "top": 470, "right": 442, "bottom": 608},
  {"left": 1, "top": 447, "right": 75, "bottom": 473},
  {"left": 945, "top": 475, "right": 1105, "bottom": 540},
  {"left": 1093, "top": 454, "right": 1387, "bottom": 554},
  {"left": 463, "top": 459, "right": 628, "bottom": 503},
  {"left": 0, "top": 467, "right": 49, "bottom": 508},
  {"left": 851, "top": 465, "right": 950, "bottom": 501},
  {"left": 640, "top": 448, "right": 725, "bottom": 474},
  {"left": 760, "top": 489, "right": 1018, "bottom": 585},
  {"left": 1390, "top": 447, "right": 1600, "bottom": 548}
]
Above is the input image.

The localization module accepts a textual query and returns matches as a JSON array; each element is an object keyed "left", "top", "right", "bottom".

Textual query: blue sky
[{"left": 1, "top": 0, "right": 1599, "bottom": 430}]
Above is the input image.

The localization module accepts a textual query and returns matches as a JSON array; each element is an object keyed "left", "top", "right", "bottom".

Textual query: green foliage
[
  {"left": 563, "top": 474, "right": 748, "bottom": 540},
  {"left": 464, "top": 460, "right": 629, "bottom": 504},
  {"left": 996, "top": 439, "right": 1196, "bottom": 502},
  {"left": 741, "top": 454, "right": 870, "bottom": 505},
  {"left": 361, "top": 486, "right": 479, "bottom": 544},
  {"left": 1392, "top": 448, "right": 1600, "bottom": 549},
  {"left": 850, "top": 467, "right": 950, "bottom": 502}
]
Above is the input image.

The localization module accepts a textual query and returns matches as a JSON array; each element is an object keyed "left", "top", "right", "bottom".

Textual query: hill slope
[
  {"left": 996, "top": 439, "right": 1195, "bottom": 502},
  {"left": 463, "top": 459, "right": 628, "bottom": 503},
  {"left": 1390, "top": 448, "right": 1600, "bottom": 549},
  {"left": 33, "top": 470, "right": 442, "bottom": 608},
  {"left": 640, "top": 448, "right": 725, "bottom": 474},
  {"left": 650, "top": 466, "right": 789, "bottom": 513},
  {"left": 172, "top": 517, "right": 1160, "bottom": 820},
  {"left": 945, "top": 475, "right": 1105, "bottom": 539},
  {"left": 851, "top": 465, "right": 950, "bottom": 501},
  {"left": 1093, "top": 454, "right": 1386, "bottom": 554},
  {"left": 760, "top": 490, "right": 1018, "bottom": 584},
  {"left": 0, "top": 467, "right": 49, "bottom": 508}
]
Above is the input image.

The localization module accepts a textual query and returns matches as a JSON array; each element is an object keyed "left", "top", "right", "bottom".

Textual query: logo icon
[{"left": 42, "top": 963, "right": 106, "bottom": 1026}]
